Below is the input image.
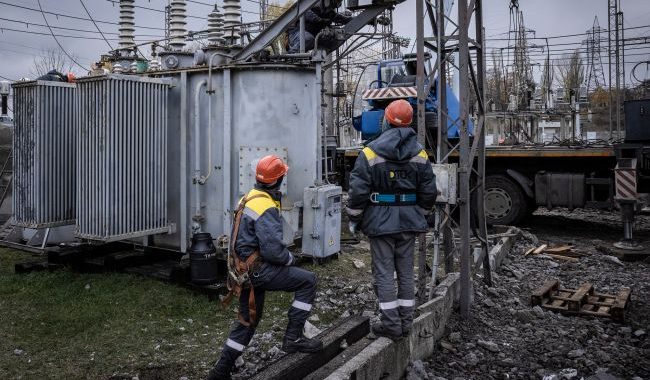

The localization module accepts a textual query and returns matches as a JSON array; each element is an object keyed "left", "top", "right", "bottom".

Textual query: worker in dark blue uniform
[
  {"left": 287, "top": 0, "right": 352, "bottom": 53},
  {"left": 208, "top": 155, "right": 322, "bottom": 380},
  {"left": 346, "top": 99, "right": 437, "bottom": 340}
]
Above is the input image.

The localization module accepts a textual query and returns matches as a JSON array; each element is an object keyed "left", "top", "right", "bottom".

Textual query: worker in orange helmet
[
  {"left": 36, "top": 70, "right": 76, "bottom": 82},
  {"left": 209, "top": 155, "right": 322, "bottom": 380},
  {"left": 347, "top": 99, "right": 437, "bottom": 340}
]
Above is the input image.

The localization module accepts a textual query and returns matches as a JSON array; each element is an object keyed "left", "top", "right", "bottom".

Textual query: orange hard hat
[
  {"left": 384, "top": 99, "right": 413, "bottom": 127},
  {"left": 256, "top": 155, "right": 289, "bottom": 184},
  {"left": 66, "top": 73, "right": 76, "bottom": 83}
]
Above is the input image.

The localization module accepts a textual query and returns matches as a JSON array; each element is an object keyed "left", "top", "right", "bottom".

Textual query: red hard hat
[
  {"left": 384, "top": 99, "right": 413, "bottom": 127},
  {"left": 67, "top": 73, "right": 76, "bottom": 83},
  {"left": 256, "top": 155, "right": 289, "bottom": 184}
]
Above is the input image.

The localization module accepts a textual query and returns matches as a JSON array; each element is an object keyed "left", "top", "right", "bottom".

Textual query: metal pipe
[
  {"left": 208, "top": 51, "right": 234, "bottom": 94},
  {"left": 299, "top": 15, "right": 306, "bottom": 53},
  {"left": 315, "top": 63, "right": 323, "bottom": 183},
  {"left": 222, "top": 69, "right": 232, "bottom": 236},
  {"left": 193, "top": 79, "right": 207, "bottom": 231},
  {"left": 180, "top": 72, "right": 188, "bottom": 252},
  {"left": 202, "top": 51, "right": 227, "bottom": 184}
]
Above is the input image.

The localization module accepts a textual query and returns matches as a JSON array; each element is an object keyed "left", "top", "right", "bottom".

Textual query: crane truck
[{"left": 335, "top": 56, "right": 650, "bottom": 254}]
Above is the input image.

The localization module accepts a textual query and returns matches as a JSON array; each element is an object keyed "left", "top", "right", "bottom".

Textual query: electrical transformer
[{"left": 301, "top": 185, "right": 342, "bottom": 259}]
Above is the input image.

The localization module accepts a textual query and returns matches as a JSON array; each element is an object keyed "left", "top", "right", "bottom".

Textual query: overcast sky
[{"left": 0, "top": 0, "right": 648, "bottom": 84}]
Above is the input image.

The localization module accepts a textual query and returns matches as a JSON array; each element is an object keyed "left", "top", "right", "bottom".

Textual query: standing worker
[
  {"left": 208, "top": 155, "right": 322, "bottom": 380},
  {"left": 286, "top": 0, "right": 352, "bottom": 53},
  {"left": 346, "top": 99, "right": 437, "bottom": 340}
]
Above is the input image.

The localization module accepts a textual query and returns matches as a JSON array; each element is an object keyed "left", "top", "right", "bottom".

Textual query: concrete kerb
[
  {"left": 487, "top": 227, "right": 521, "bottom": 270},
  {"left": 323, "top": 228, "right": 520, "bottom": 380}
]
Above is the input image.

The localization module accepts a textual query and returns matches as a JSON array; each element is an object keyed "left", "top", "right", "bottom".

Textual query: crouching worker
[
  {"left": 346, "top": 99, "right": 437, "bottom": 341},
  {"left": 208, "top": 155, "right": 322, "bottom": 380}
]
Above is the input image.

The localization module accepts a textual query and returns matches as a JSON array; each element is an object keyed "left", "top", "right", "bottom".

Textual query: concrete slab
[
  {"left": 324, "top": 337, "right": 410, "bottom": 380},
  {"left": 250, "top": 316, "right": 370, "bottom": 380},
  {"left": 488, "top": 227, "right": 520, "bottom": 270}
]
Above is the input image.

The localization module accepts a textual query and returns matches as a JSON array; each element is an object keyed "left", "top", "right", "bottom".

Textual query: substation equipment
[{"left": 4, "top": 0, "right": 406, "bottom": 268}]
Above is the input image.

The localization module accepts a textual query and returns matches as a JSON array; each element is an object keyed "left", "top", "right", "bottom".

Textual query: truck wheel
[{"left": 484, "top": 175, "right": 527, "bottom": 226}]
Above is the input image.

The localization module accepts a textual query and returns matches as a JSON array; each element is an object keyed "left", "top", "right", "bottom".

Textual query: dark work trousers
[
  {"left": 215, "top": 263, "right": 317, "bottom": 369},
  {"left": 288, "top": 30, "right": 338, "bottom": 53},
  {"left": 288, "top": 30, "right": 315, "bottom": 53},
  {"left": 370, "top": 232, "right": 417, "bottom": 336}
]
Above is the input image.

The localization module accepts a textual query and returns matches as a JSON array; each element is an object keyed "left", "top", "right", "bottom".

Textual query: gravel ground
[
  {"left": 227, "top": 208, "right": 649, "bottom": 380},
  {"left": 411, "top": 208, "right": 650, "bottom": 380}
]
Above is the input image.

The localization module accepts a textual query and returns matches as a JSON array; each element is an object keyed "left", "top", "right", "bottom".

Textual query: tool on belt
[{"left": 221, "top": 193, "right": 270, "bottom": 327}]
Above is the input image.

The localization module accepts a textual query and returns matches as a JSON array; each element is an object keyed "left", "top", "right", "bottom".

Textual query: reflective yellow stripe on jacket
[
  {"left": 240, "top": 189, "right": 279, "bottom": 221},
  {"left": 362, "top": 147, "right": 386, "bottom": 167}
]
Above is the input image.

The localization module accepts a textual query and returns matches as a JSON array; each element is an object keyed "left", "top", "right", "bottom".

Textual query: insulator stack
[
  {"left": 169, "top": 0, "right": 188, "bottom": 51},
  {"left": 207, "top": 4, "right": 226, "bottom": 46},
  {"left": 149, "top": 59, "right": 160, "bottom": 71},
  {"left": 118, "top": 0, "right": 135, "bottom": 50},
  {"left": 223, "top": 0, "right": 241, "bottom": 45}
]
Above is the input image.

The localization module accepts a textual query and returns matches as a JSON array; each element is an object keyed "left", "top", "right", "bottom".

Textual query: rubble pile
[{"left": 414, "top": 209, "right": 650, "bottom": 380}]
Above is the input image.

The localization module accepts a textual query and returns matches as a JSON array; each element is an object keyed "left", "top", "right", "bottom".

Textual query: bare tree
[
  {"left": 540, "top": 57, "right": 554, "bottom": 108},
  {"left": 555, "top": 50, "right": 585, "bottom": 101},
  {"left": 485, "top": 49, "right": 511, "bottom": 111},
  {"left": 268, "top": 0, "right": 294, "bottom": 54},
  {"left": 30, "top": 48, "right": 77, "bottom": 78}
]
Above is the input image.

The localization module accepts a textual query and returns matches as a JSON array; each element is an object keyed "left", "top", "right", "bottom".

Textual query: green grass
[{"left": 0, "top": 248, "right": 293, "bottom": 380}]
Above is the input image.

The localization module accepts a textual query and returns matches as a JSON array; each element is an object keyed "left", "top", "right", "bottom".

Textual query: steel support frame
[{"left": 417, "top": 0, "right": 489, "bottom": 319}]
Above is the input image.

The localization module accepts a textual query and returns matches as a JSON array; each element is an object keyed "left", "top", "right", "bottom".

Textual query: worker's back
[{"left": 348, "top": 127, "right": 437, "bottom": 236}]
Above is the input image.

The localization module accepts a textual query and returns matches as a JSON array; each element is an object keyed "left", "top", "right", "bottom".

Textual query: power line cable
[
  {"left": 0, "top": 17, "right": 163, "bottom": 37},
  {"left": 80, "top": 0, "right": 113, "bottom": 49},
  {"left": 0, "top": 74, "right": 16, "bottom": 81},
  {"left": 36, "top": 0, "right": 86, "bottom": 70},
  {"left": 0, "top": 27, "right": 158, "bottom": 41},
  {"left": 486, "top": 24, "right": 650, "bottom": 41},
  {"left": 0, "top": 1, "right": 165, "bottom": 31},
  {"left": 104, "top": 0, "right": 213, "bottom": 19}
]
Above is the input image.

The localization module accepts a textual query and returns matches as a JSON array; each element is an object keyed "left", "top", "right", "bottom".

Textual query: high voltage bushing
[
  {"left": 207, "top": 4, "right": 225, "bottom": 46},
  {"left": 223, "top": 0, "right": 241, "bottom": 45},
  {"left": 118, "top": 0, "right": 135, "bottom": 50},
  {"left": 169, "top": 0, "right": 188, "bottom": 51}
]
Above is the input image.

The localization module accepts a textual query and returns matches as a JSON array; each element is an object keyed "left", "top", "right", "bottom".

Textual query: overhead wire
[
  {"left": 36, "top": 0, "right": 86, "bottom": 70},
  {"left": 485, "top": 24, "right": 650, "bottom": 41},
  {"left": 0, "top": 27, "right": 157, "bottom": 41},
  {"left": 80, "top": 0, "right": 114, "bottom": 49},
  {"left": 0, "top": 1, "right": 165, "bottom": 30},
  {"left": 0, "top": 17, "right": 163, "bottom": 38}
]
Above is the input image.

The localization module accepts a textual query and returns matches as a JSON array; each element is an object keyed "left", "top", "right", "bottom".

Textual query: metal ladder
[{"left": 0, "top": 147, "right": 13, "bottom": 209}]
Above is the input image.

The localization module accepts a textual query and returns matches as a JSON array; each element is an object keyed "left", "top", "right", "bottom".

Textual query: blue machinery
[{"left": 354, "top": 55, "right": 474, "bottom": 141}]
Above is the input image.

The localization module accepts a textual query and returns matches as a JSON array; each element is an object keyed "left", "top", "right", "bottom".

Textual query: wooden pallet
[{"left": 531, "top": 280, "right": 631, "bottom": 322}]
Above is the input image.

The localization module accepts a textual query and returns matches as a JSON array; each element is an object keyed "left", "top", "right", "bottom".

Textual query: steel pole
[
  {"left": 415, "top": 0, "right": 428, "bottom": 306},
  {"left": 474, "top": 0, "right": 491, "bottom": 286},
  {"left": 458, "top": 0, "right": 472, "bottom": 320}
]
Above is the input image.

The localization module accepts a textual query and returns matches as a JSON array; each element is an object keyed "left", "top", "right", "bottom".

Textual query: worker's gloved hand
[
  {"left": 349, "top": 221, "right": 359, "bottom": 236},
  {"left": 366, "top": 17, "right": 377, "bottom": 26}
]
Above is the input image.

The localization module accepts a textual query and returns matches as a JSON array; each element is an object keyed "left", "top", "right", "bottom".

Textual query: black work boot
[
  {"left": 282, "top": 334, "right": 324, "bottom": 353},
  {"left": 206, "top": 364, "right": 231, "bottom": 380},
  {"left": 206, "top": 349, "right": 238, "bottom": 380},
  {"left": 371, "top": 323, "right": 403, "bottom": 341}
]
